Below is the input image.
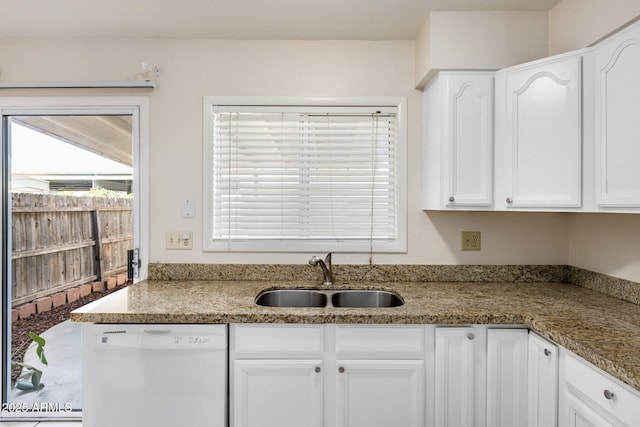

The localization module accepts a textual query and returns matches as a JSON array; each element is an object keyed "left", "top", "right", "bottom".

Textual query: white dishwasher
[{"left": 82, "top": 323, "right": 227, "bottom": 427}]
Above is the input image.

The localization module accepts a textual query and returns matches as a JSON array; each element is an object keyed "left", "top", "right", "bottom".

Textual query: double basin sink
[{"left": 255, "top": 288, "right": 404, "bottom": 308}]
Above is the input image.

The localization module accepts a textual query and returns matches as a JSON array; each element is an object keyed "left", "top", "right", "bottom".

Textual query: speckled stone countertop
[{"left": 71, "top": 280, "right": 640, "bottom": 392}]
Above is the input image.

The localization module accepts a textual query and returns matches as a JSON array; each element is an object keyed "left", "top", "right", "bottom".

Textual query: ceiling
[
  {"left": 1, "top": 0, "right": 562, "bottom": 40},
  {"left": 13, "top": 116, "right": 133, "bottom": 166}
]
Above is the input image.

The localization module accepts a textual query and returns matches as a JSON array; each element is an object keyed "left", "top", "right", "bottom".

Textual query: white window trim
[{"left": 203, "top": 96, "right": 407, "bottom": 253}]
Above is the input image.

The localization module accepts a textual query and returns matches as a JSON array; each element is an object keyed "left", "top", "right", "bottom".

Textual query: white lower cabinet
[
  {"left": 230, "top": 324, "right": 325, "bottom": 427},
  {"left": 335, "top": 360, "right": 424, "bottom": 427},
  {"left": 231, "top": 324, "right": 640, "bottom": 427},
  {"left": 559, "top": 350, "right": 640, "bottom": 427},
  {"left": 434, "top": 326, "right": 529, "bottom": 427},
  {"left": 434, "top": 326, "right": 484, "bottom": 427},
  {"left": 528, "top": 332, "right": 559, "bottom": 427},
  {"left": 486, "top": 329, "right": 529, "bottom": 427},
  {"left": 233, "top": 359, "right": 323, "bottom": 427},
  {"left": 563, "top": 393, "right": 615, "bottom": 427},
  {"left": 231, "top": 324, "right": 425, "bottom": 427}
]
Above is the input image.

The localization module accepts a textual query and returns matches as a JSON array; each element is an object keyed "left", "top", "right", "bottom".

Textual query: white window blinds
[{"left": 210, "top": 105, "right": 398, "bottom": 246}]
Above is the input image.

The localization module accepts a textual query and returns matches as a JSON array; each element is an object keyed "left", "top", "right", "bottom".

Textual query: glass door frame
[{"left": 0, "top": 96, "right": 149, "bottom": 420}]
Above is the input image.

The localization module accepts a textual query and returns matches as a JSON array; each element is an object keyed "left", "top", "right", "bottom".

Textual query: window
[{"left": 203, "top": 97, "right": 407, "bottom": 253}]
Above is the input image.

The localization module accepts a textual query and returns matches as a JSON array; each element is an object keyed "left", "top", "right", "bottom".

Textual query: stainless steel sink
[
  {"left": 255, "top": 289, "right": 404, "bottom": 308},
  {"left": 255, "top": 289, "right": 327, "bottom": 307},
  {"left": 331, "top": 290, "right": 404, "bottom": 308}
]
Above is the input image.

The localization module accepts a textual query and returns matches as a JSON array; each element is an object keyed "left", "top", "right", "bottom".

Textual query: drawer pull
[
  {"left": 506, "top": 197, "right": 513, "bottom": 204},
  {"left": 544, "top": 348, "right": 551, "bottom": 356},
  {"left": 448, "top": 196, "right": 455, "bottom": 203},
  {"left": 314, "top": 366, "right": 321, "bottom": 373},
  {"left": 338, "top": 367, "right": 345, "bottom": 373},
  {"left": 467, "top": 333, "right": 475, "bottom": 340},
  {"left": 604, "top": 389, "right": 615, "bottom": 400}
]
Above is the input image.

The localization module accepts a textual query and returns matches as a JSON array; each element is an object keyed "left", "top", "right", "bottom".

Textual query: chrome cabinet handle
[
  {"left": 506, "top": 197, "right": 513, "bottom": 204},
  {"left": 604, "top": 389, "right": 615, "bottom": 400},
  {"left": 338, "top": 367, "right": 345, "bottom": 373},
  {"left": 544, "top": 348, "right": 551, "bottom": 356},
  {"left": 315, "top": 366, "right": 321, "bottom": 373}
]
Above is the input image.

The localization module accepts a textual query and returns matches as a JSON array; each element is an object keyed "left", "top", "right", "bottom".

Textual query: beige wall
[
  {"left": 568, "top": 214, "right": 640, "bottom": 283},
  {"left": 549, "top": 0, "right": 640, "bottom": 282},
  {"left": 415, "top": 11, "right": 548, "bottom": 86},
  {"left": 1, "top": 38, "right": 570, "bottom": 266},
  {"left": 549, "top": 0, "right": 640, "bottom": 54},
  {"left": 414, "top": 14, "right": 432, "bottom": 87}
]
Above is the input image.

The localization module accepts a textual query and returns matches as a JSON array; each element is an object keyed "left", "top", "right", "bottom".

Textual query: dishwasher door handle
[{"left": 144, "top": 329, "right": 173, "bottom": 335}]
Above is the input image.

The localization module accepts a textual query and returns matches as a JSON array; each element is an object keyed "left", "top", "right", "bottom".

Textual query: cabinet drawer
[
  {"left": 334, "top": 325, "right": 425, "bottom": 358},
  {"left": 564, "top": 352, "right": 640, "bottom": 426},
  {"left": 232, "top": 324, "right": 324, "bottom": 357}
]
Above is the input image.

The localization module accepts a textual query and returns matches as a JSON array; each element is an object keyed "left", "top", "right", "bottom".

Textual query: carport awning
[{"left": 12, "top": 115, "right": 133, "bottom": 166}]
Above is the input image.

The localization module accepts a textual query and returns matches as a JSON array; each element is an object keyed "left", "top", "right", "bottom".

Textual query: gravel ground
[{"left": 10, "top": 282, "right": 130, "bottom": 382}]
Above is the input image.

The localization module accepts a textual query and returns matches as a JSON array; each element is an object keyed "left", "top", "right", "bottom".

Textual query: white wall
[
  {"left": 0, "top": 38, "right": 569, "bottom": 266},
  {"left": 415, "top": 11, "right": 549, "bottom": 87},
  {"left": 549, "top": 0, "right": 640, "bottom": 55}
]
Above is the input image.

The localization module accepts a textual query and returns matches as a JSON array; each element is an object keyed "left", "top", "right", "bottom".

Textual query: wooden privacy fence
[{"left": 11, "top": 193, "right": 133, "bottom": 306}]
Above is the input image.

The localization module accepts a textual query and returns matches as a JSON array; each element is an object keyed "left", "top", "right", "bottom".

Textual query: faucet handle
[{"left": 325, "top": 253, "right": 332, "bottom": 268}]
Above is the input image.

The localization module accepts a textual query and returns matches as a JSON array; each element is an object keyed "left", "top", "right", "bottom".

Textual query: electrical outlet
[
  {"left": 461, "top": 231, "right": 481, "bottom": 251},
  {"left": 165, "top": 230, "right": 193, "bottom": 250}
]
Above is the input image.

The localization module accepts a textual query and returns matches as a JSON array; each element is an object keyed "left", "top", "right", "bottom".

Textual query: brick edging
[{"left": 12, "top": 273, "right": 129, "bottom": 322}]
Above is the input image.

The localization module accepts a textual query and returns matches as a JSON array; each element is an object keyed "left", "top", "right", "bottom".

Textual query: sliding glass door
[{"left": 0, "top": 100, "right": 144, "bottom": 420}]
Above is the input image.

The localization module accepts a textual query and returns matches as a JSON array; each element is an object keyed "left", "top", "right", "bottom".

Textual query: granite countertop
[{"left": 71, "top": 279, "right": 640, "bottom": 392}]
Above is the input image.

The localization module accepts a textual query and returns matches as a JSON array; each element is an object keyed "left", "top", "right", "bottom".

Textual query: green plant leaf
[
  {"left": 28, "top": 332, "right": 48, "bottom": 366},
  {"left": 35, "top": 346, "right": 48, "bottom": 366},
  {"left": 28, "top": 332, "right": 45, "bottom": 347}
]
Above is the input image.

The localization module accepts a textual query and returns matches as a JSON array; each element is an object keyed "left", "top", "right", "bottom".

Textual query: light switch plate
[{"left": 166, "top": 230, "right": 193, "bottom": 250}]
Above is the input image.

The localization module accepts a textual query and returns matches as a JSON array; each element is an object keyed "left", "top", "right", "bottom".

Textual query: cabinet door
[
  {"left": 443, "top": 73, "right": 494, "bottom": 207},
  {"left": 335, "top": 360, "right": 424, "bottom": 427},
  {"left": 528, "top": 332, "right": 558, "bottom": 427},
  {"left": 423, "top": 72, "right": 494, "bottom": 210},
  {"left": 435, "top": 327, "right": 478, "bottom": 427},
  {"left": 232, "top": 359, "right": 323, "bottom": 427},
  {"left": 561, "top": 392, "right": 615, "bottom": 427},
  {"left": 487, "top": 329, "right": 528, "bottom": 427},
  {"left": 594, "top": 21, "right": 640, "bottom": 207},
  {"left": 498, "top": 55, "right": 582, "bottom": 209}
]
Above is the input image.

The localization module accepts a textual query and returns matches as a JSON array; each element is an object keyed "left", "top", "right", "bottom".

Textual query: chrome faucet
[{"left": 309, "top": 253, "right": 333, "bottom": 286}]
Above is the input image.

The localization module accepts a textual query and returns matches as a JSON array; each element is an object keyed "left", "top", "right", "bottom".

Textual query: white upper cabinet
[
  {"left": 495, "top": 52, "right": 583, "bottom": 210},
  {"left": 422, "top": 22, "right": 640, "bottom": 214},
  {"left": 423, "top": 72, "right": 494, "bottom": 210},
  {"left": 593, "top": 20, "right": 640, "bottom": 208}
]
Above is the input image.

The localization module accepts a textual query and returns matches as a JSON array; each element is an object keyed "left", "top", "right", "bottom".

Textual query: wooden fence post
[{"left": 91, "top": 209, "right": 104, "bottom": 282}]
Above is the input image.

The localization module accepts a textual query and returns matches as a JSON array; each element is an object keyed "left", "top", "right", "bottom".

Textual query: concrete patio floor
[{"left": 10, "top": 320, "right": 82, "bottom": 411}]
